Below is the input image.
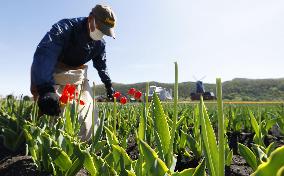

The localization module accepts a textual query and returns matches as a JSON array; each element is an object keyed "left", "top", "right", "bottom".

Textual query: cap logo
[{"left": 105, "top": 18, "right": 115, "bottom": 27}]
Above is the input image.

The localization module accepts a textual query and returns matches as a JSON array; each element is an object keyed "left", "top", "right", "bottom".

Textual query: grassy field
[{"left": 0, "top": 95, "right": 283, "bottom": 175}]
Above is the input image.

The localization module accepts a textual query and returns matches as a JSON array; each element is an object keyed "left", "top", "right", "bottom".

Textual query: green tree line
[{"left": 94, "top": 78, "right": 284, "bottom": 101}]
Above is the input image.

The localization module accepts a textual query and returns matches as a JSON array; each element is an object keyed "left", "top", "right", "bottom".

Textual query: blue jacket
[{"left": 31, "top": 17, "right": 112, "bottom": 89}]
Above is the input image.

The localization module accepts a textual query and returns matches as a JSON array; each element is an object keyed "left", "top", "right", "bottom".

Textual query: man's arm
[
  {"left": 31, "top": 19, "right": 71, "bottom": 94},
  {"left": 31, "top": 19, "right": 71, "bottom": 115}
]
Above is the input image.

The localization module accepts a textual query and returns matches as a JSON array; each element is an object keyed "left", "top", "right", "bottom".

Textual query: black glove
[
  {"left": 106, "top": 87, "right": 115, "bottom": 101},
  {"left": 37, "top": 85, "right": 61, "bottom": 116}
]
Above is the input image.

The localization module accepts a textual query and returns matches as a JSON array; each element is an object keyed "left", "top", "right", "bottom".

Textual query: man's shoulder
[{"left": 54, "top": 17, "right": 87, "bottom": 28}]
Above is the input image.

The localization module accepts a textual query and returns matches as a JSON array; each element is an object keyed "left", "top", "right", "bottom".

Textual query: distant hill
[{"left": 94, "top": 78, "right": 284, "bottom": 101}]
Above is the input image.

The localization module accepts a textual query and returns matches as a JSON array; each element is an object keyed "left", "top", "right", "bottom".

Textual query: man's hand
[
  {"left": 106, "top": 87, "right": 115, "bottom": 101},
  {"left": 37, "top": 85, "right": 61, "bottom": 116}
]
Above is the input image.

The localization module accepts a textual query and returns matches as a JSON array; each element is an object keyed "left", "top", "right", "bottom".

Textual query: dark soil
[
  {"left": 0, "top": 155, "right": 50, "bottom": 176},
  {"left": 124, "top": 131, "right": 284, "bottom": 175},
  {"left": 227, "top": 132, "right": 254, "bottom": 154},
  {"left": 0, "top": 139, "right": 88, "bottom": 176},
  {"left": 264, "top": 134, "right": 284, "bottom": 148},
  {"left": 125, "top": 133, "right": 255, "bottom": 176},
  {"left": 227, "top": 131, "right": 284, "bottom": 153},
  {"left": 175, "top": 153, "right": 199, "bottom": 171},
  {"left": 173, "top": 152, "right": 254, "bottom": 176},
  {"left": 225, "top": 155, "right": 254, "bottom": 176},
  {"left": 1, "top": 130, "right": 283, "bottom": 175},
  {"left": 126, "top": 134, "right": 139, "bottom": 160},
  {"left": 0, "top": 139, "right": 49, "bottom": 176}
]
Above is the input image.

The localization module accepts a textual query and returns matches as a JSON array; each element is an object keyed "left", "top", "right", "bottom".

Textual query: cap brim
[{"left": 97, "top": 21, "right": 116, "bottom": 39}]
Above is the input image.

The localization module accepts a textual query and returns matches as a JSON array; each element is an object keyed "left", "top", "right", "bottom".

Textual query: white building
[{"left": 149, "top": 86, "right": 172, "bottom": 101}]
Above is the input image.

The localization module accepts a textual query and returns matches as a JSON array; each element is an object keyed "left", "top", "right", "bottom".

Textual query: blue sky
[{"left": 0, "top": 0, "right": 284, "bottom": 96}]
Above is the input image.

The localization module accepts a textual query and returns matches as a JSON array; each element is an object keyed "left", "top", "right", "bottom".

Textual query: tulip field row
[{"left": 1, "top": 63, "right": 284, "bottom": 175}]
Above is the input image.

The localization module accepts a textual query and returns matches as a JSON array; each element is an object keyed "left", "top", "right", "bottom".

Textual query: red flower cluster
[
  {"left": 134, "top": 91, "right": 142, "bottom": 100},
  {"left": 111, "top": 88, "right": 143, "bottom": 105},
  {"left": 128, "top": 88, "right": 136, "bottom": 96},
  {"left": 128, "top": 88, "right": 142, "bottom": 100},
  {"left": 59, "top": 84, "right": 85, "bottom": 105},
  {"left": 112, "top": 91, "right": 127, "bottom": 104},
  {"left": 113, "top": 91, "right": 121, "bottom": 99},
  {"left": 120, "top": 96, "right": 127, "bottom": 104}
]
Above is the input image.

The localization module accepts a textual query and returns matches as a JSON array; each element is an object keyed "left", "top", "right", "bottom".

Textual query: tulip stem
[
  {"left": 167, "top": 62, "right": 178, "bottom": 167},
  {"left": 145, "top": 82, "right": 149, "bottom": 113},
  {"left": 113, "top": 97, "right": 117, "bottom": 135},
  {"left": 217, "top": 78, "right": 225, "bottom": 176},
  {"left": 92, "top": 82, "right": 96, "bottom": 147}
]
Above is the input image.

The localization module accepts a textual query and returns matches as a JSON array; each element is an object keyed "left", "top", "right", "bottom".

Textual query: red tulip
[
  {"left": 67, "top": 85, "right": 76, "bottom": 96},
  {"left": 76, "top": 99, "right": 85, "bottom": 105},
  {"left": 128, "top": 88, "right": 136, "bottom": 96},
  {"left": 59, "top": 94, "right": 69, "bottom": 104},
  {"left": 113, "top": 91, "right": 121, "bottom": 99},
  {"left": 60, "top": 84, "right": 75, "bottom": 104},
  {"left": 60, "top": 84, "right": 85, "bottom": 105},
  {"left": 120, "top": 96, "right": 127, "bottom": 104},
  {"left": 61, "top": 84, "right": 70, "bottom": 95},
  {"left": 134, "top": 91, "right": 142, "bottom": 100},
  {"left": 62, "top": 84, "right": 76, "bottom": 98}
]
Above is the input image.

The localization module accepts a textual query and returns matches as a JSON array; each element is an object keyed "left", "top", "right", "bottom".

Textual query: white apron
[{"left": 53, "top": 65, "right": 99, "bottom": 141}]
